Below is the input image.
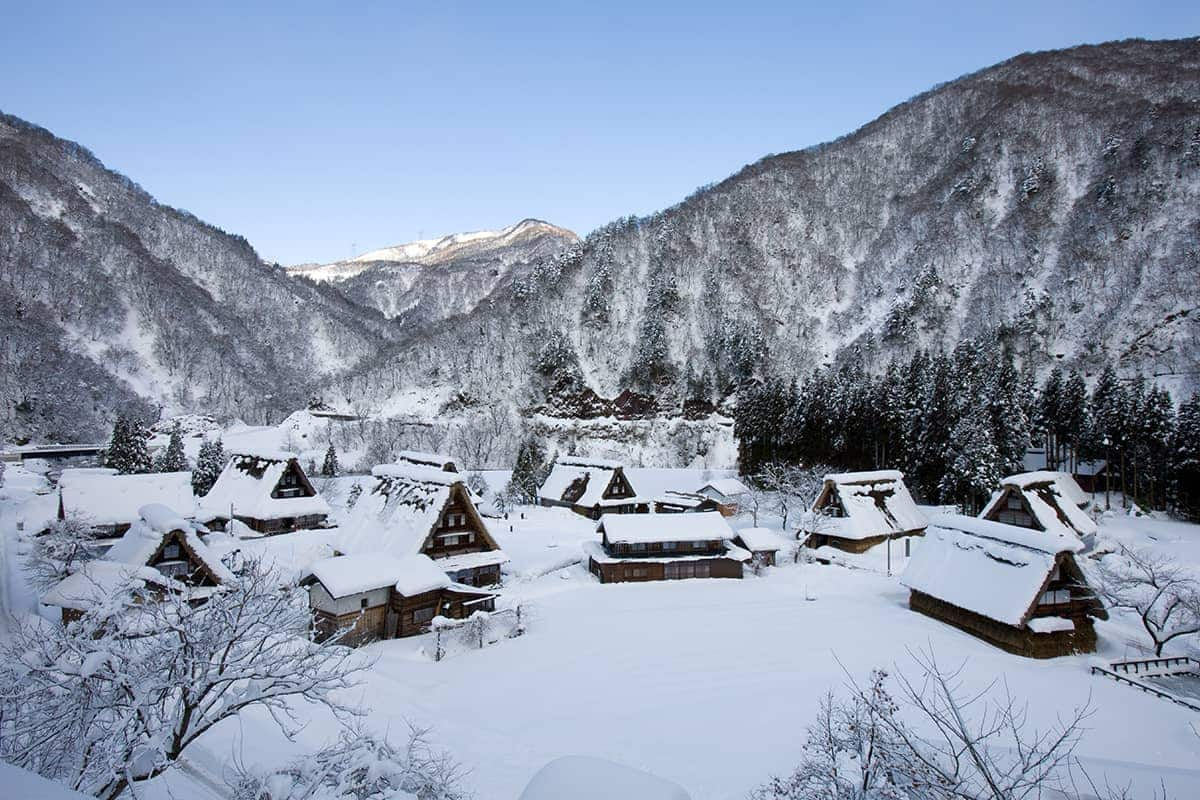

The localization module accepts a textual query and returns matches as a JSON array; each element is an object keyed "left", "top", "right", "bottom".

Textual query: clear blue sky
[{"left": 2, "top": 2, "right": 1196, "bottom": 265}]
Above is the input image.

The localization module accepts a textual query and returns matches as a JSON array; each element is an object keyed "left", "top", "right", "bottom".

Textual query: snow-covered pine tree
[
  {"left": 321, "top": 442, "right": 339, "bottom": 477},
  {"left": 1059, "top": 370, "right": 1089, "bottom": 471},
  {"left": 192, "top": 437, "right": 226, "bottom": 496},
  {"left": 1170, "top": 392, "right": 1200, "bottom": 518},
  {"left": 1087, "top": 365, "right": 1131, "bottom": 504},
  {"left": 939, "top": 403, "right": 1002, "bottom": 513},
  {"left": 153, "top": 421, "right": 188, "bottom": 473},
  {"left": 1036, "top": 366, "right": 1064, "bottom": 466},
  {"left": 506, "top": 436, "right": 548, "bottom": 503},
  {"left": 104, "top": 414, "right": 152, "bottom": 474}
]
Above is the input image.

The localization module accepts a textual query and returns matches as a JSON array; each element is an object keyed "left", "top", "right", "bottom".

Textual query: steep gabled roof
[
  {"left": 539, "top": 457, "right": 634, "bottom": 507},
  {"left": 809, "top": 470, "right": 927, "bottom": 540},
  {"left": 336, "top": 463, "right": 503, "bottom": 561},
  {"left": 980, "top": 472, "right": 1098, "bottom": 540},
  {"left": 900, "top": 514, "right": 1086, "bottom": 628},
  {"left": 106, "top": 503, "right": 235, "bottom": 584},
  {"left": 197, "top": 450, "right": 330, "bottom": 522},
  {"left": 598, "top": 511, "right": 734, "bottom": 545},
  {"left": 58, "top": 469, "right": 195, "bottom": 526}
]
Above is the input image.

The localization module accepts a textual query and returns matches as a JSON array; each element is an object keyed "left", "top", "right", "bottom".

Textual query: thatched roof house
[
  {"left": 801, "top": 470, "right": 927, "bottom": 554},
  {"left": 979, "top": 471, "right": 1098, "bottom": 548},
  {"left": 901, "top": 514, "right": 1106, "bottom": 658},
  {"left": 304, "top": 552, "right": 495, "bottom": 644},
  {"left": 538, "top": 456, "right": 648, "bottom": 519},
  {"left": 197, "top": 450, "right": 330, "bottom": 534},
  {"left": 43, "top": 503, "right": 232, "bottom": 623},
  {"left": 336, "top": 462, "right": 507, "bottom": 587},
  {"left": 56, "top": 468, "right": 195, "bottom": 539},
  {"left": 652, "top": 490, "right": 722, "bottom": 514},
  {"left": 586, "top": 511, "right": 748, "bottom": 583}
]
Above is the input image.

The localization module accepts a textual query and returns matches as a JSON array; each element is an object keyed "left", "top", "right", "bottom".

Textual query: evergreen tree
[
  {"left": 506, "top": 436, "right": 549, "bottom": 503},
  {"left": 1170, "top": 392, "right": 1200, "bottom": 518},
  {"left": 104, "top": 414, "right": 152, "bottom": 474},
  {"left": 1035, "top": 367, "right": 1064, "bottom": 467},
  {"left": 1087, "top": 366, "right": 1131, "bottom": 505},
  {"left": 192, "top": 437, "right": 226, "bottom": 497},
  {"left": 321, "top": 442, "right": 339, "bottom": 477},
  {"left": 940, "top": 404, "right": 1003, "bottom": 513},
  {"left": 1058, "top": 371, "right": 1089, "bottom": 471},
  {"left": 153, "top": 421, "right": 188, "bottom": 473}
]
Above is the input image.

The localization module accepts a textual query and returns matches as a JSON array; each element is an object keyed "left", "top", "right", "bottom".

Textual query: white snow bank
[
  {"left": 519, "top": 756, "right": 691, "bottom": 800},
  {"left": 598, "top": 511, "right": 733, "bottom": 545}
]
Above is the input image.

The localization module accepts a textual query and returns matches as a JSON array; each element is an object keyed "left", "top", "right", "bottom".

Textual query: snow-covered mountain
[
  {"left": 4, "top": 38, "right": 1198, "bottom": 459},
  {"left": 287, "top": 220, "right": 579, "bottom": 325},
  {"left": 327, "top": 38, "right": 1200, "bottom": 463},
  {"left": 0, "top": 113, "right": 399, "bottom": 443}
]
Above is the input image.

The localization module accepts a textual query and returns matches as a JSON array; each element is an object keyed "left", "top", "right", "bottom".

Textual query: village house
[
  {"left": 695, "top": 478, "right": 751, "bottom": 516},
  {"left": 733, "top": 527, "right": 788, "bottom": 567},
  {"left": 197, "top": 450, "right": 330, "bottom": 534},
  {"left": 900, "top": 514, "right": 1107, "bottom": 658},
  {"left": 55, "top": 467, "right": 196, "bottom": 541},
  {"left": 538, "top": 456, "right": 649, "bottom": 519},
  {"left": 800, "top": 470, "right": 927, "bottom": 554},
  {"left": 979, "top": 471, "right": 1098, "bottom": 549},
  {"left": 395, "top": 450, "right": 458, "bottom": 473},
  {"left": 304, "top": 553, "right": 496, "bottom": 644},
  {"left": 586, "top": 511, "right": 749, "bottom": 584},
  {"left": 42, "top": 503, "right": 233, "bottom": 624},
  {"left": 336, "top": 462, "right": 508, "bottom": 587},
  {"left": 652, "top": 490, "right": 722, "bottom": 514}
]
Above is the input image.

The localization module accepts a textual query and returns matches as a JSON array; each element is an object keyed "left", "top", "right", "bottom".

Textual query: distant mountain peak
[{"left": 288, "top": 219, "right": 579, "bottom": 283}]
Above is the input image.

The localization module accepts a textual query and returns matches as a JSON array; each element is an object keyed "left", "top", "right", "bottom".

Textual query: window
[
  {"left": 1006, "top": 494, "right": 1024, "bottom": 510},
  {"left": 162, "top": 544, "right": 180, "bottom": 559},
  {"left": 360, "top": 597, "right": 369, "bottom": 609},
  {"left": 631, "top": 542, "right": 646, "bottom": 552},
  {"left": 412, "top": 607, "right": 435, "bottom": 624},
  {"left": 158, "top": 561, "right": 189, "bottom": 578},
  {"left": 628, "top": 567, "right": 648, "bottom": 578},
  {"left": 662, "top": 541, "right": 677, "bottom": 551},
  {"left": 442, "top": 534, "right": 461, "bottom": 547},
  {"left": 693, "top": 541, "right": 709, "bottom": 549}
]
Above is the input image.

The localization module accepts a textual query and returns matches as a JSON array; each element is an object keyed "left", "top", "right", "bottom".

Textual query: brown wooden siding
[
  {"left": 909, "top": 590, "right": 1097, "bottom": 658},
  {"left": 589, "top": 556, "right": 743, "bottom": 584}
]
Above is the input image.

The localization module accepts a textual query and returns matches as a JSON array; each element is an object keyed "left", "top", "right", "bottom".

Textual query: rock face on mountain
[
  {"left": 0, "top": 113, "right": 396, "bottom": 442},
  {"left": 288, "top": 220, "right": 579, "bottom": 328},
  {"left": 329, "top": 38, "right": 1200, "bottom": 462}
]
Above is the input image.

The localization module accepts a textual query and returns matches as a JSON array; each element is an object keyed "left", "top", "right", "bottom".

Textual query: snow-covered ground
[{"left": 3, "top": 465, "right": 1199, "bottom": 799}]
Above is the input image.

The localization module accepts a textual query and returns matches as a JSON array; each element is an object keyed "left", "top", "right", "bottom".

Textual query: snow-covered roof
[
  {"left": 735, "top": 527, "right": 788, "bottom": 552},
  {"left": 197, "top": 452, "right": 330, "bottom": 522},
  {"left": 539, "top": 458, "right": 632, "bottom": 507},
  {"left": 437, "top": 549, "right": 509, "bottom": 573},
  {"left": 697, "top": 478, "right": 750, "bottom": 500},
  {"left": 336, "top": 465, "right": 500, "bottom": 563},
  {"left": 519, "top": 756, "right": 692, "bottom": 800},
  {"left": 598, "top": 511, "right": 734, "bottom": 545},
  {"left": 105, "top": 504, "right": 235, "bottom": 584},
  {"left": 308, "top": 552, "right": 459, "bottom": 597},
  {"left": 557, "top": 455, "right": 624, "bottom": 469},
  {"left": 394, "top": 450, "right": 457, "bottom": 471},
  {"left": 58, "top": 469, "right": 195, "bottom": 526},
  {"left": 980, "top": 473, "right": 1098, "bottom": 540},
  {"left": 655, "top": 491, "right": 714, "bottom": 508},
  {"left": 901, "top": 514, "right": 1078, "bottom": 627},
  {"left": 42, "top": 560, "right": 169, "bottom": 611},
  {"left": 809, "top": 471, "right": 927, "bottom": 540}
]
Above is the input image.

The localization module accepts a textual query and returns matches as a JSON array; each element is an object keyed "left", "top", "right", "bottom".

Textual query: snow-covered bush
[
  {"left": 229, "top": 724, "right": 468, "bottom": 800},
  {"left": 24, "top": 512, "right": 95, "bottom": 592}
]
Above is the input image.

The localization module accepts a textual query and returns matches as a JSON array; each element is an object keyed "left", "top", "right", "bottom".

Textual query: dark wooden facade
[
  {"left": 588, "top": 532, "right": 744, "bottom": 584},
  {"left": 909, "top": 552, "right": 1105, "bottom": 659},
  {"left": 312, "top": 585, "right": 496, "bottom": 644},
  {"left": 421, "top": 483, "right": 504, "bottom": 587},
  {"left": 653, "top": 492, "right": 722, "bottom": 515}
]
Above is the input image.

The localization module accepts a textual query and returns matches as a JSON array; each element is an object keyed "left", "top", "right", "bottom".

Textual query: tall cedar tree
[
  {"left": 192, "top": 437, "right": 226, "bottom": 496},
  {"left": 507, "top": 436, "right": 549, "bottom": 502},
  {"left": 321, "top": 443, "right": 339, "bottom": 477},
  {"left": 154, "top": 421, "right": 188, "bottom": 473},
  {"left": 1172, "top": 393, "right": 1200, "bottom": 518},
  {"left": 104, "top": 415, "right": 152, "bottom": 474}
]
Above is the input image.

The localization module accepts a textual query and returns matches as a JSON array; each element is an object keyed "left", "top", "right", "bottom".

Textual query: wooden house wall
[
  {"left": 909, "top": 590, "right": 1096, "bottom": 658},
  {"left": 603, "top": 537, "right": 727, "bottom": 558},
  {"left": 589, "top": 556, "right": 743, "bottom": 584}
]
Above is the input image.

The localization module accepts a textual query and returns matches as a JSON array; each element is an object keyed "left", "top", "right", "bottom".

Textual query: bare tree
[
  {"left": 1094, "top": 546, "right": 1200, "bottom": 657},
  {"left": 755, "top": 648, "right": 1098, "bottom": 800},
  {"left": 228, "top": 722, "right": 469, "bottom": 800},
  {"left": 0, "top": 558, "right": 369, "bottom": 800}
]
